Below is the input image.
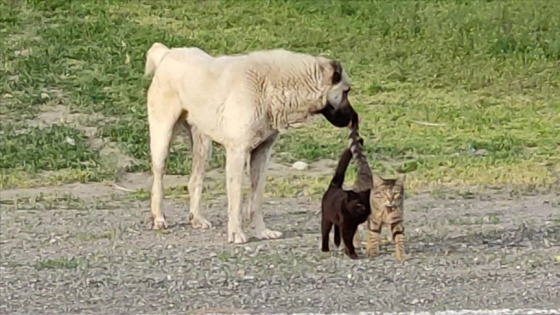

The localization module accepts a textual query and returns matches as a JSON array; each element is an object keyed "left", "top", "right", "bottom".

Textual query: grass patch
[
  {"left": 447, "top": 214, "right": 501, "bottom": 225},
  {"left": 0, "top": 124, "right": 99, "bottom": 171},
  {"left": 74, "top": 231, "right": 114, "bottom": 241},
  {"left": 127, "top": 174, "right": 334, "bottom": 201},
  {"left": 1, "top": 0, "right": 559, "bottom": 191},
  {"left": 0, "top": 192, "right": 124, "bottom": 210},
  {"left": 34, "top": 257, "right": 88, "bottom": 270}
]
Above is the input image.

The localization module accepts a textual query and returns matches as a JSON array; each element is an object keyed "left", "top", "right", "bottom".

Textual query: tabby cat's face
[{"left": 370, "top": 174, "right": 406, "bottom": 211}]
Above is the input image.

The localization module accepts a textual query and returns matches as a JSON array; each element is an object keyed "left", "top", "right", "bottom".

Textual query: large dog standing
[{"left": 144, "top": 42, "right": 357, "bottom": 244}]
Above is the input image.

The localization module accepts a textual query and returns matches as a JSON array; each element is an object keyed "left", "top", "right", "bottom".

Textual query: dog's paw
[
  {"left": 150, "top": 215, "right": 168, "bottom": 230},
  {"left": 190, "top": 215, "right": 213, "bottom": 229},
  {"left": 228, "top": 230, "right": 249, "bottom": 244},
  {"left": 254, "top": 228, "right": 283, "bottom": 240}
]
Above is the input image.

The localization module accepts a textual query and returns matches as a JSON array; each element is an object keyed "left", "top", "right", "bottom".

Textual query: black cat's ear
[{"left": 331, "top": 60, "right": 343, "bottom": 85}]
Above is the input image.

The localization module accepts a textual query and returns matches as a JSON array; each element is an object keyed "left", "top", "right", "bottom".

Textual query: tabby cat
[
  {"left": 367, "top": 174, "right": 407, "bottom": 261},
  {"left": 348, "top": 124, "right": 407, "bottom": 262}
]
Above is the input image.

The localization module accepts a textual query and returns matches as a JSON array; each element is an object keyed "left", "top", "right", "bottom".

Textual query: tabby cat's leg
[
  {"left": 391, "top": 222, "right": 406, "bottom": 262},
  {"left": 366, "top": 218, "right": 382, "bottom": 258}
]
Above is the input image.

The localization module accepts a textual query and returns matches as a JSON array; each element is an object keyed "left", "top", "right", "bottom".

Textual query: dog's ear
[{"left": 330, "top": 60, "right": 343, "bottom": 85}]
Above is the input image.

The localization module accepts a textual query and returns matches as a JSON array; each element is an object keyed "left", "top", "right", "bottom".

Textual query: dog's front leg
[
  {"left": 247, "top": 133, "right": 283, "bottom": 240},
  {"left": 225, "top": 147, "right": 249, "bottom": 244}
]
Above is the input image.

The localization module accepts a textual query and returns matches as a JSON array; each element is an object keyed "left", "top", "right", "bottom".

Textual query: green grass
[
  {"left": 34, "top": 257, "right": 88, "bottom": 270},
  {"left": 1, "top": 0, "right": 559, "bottom": 192},
  {"left": 447, "top": 214, "right": 501, "bottom": 225}
]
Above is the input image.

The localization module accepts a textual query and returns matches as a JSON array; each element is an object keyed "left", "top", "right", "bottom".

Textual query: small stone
[
  {"left": 292, "top": 161, "right": 308, "bottom": 171},
  {"left": 65, "top": 137, "right": 76, "bottom": 146}
]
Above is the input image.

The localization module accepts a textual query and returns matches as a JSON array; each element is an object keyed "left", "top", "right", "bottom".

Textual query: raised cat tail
[
  {"left": 348, "top": 118, "right": 373, "bottom": 192},
  {"left": 329, "top": 146, "right": 353, "bottom": 189}
]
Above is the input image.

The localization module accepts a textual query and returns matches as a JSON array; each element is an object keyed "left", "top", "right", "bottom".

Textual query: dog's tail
[
  {"left": 334, "top": 225, "right": 341, "bottom": 247},
  {"left": 145, "top": 42, "right": 170, "bottom": 77}
]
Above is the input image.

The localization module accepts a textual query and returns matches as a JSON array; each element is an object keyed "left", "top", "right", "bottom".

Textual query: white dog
[{"left": 144, "top": 42, "right": 357, "bottom": 244}]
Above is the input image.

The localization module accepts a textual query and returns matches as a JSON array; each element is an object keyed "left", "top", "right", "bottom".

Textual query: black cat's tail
[
  {"left": 330, "top": 148, "right": 353, "bottom": 189},
  {"left": 334, "top": 225, "right": 341, "bottom": 247}
]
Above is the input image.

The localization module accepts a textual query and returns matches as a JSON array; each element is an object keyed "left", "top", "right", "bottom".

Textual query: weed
[
  {"left": 447, "top": 215, "right": 502, "bottom": 225},
  {"left": 74, "top": 231, "right": 113, "bottom": 241},
  {"left": 34, "top": 257, "right": 87, "bottom": 270}
]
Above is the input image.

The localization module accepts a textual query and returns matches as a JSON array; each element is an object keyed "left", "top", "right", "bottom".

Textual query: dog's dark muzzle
[{"left": 319, "top": 98, "right": 357, "bottom": 128}]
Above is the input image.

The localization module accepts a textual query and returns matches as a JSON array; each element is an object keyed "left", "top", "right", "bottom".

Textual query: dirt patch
[{"left": 1, "top": 183, "right": 559, "bottom": 313}]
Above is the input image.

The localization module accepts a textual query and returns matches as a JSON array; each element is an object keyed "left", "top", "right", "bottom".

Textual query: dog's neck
[{"left": 268, "top": 98, "right": 326, "bottom": 131}]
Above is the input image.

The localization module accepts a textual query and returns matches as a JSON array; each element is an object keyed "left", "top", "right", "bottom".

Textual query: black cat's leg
[
  {"left": 334, "top": 225, "right": 341, "bottom": 247},
  {"left": 341, "top": 224, "right": 359, "bottom": 259},
  {"left": 321, "top": 217, "right": 333, "bottom": 252}
]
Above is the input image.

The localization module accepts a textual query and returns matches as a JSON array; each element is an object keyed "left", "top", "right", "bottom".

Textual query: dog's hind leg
[
  {"left": 247, "top": 133, "right": 283, "bottom": 240},
  {"left": 225, "top": 146, "right": 249, "bottom": 244},
  {"left": 147, "top": 89, "right": 183, "bottom": 230},
  {"left": 187, "top": 124, "right": 213, "bottom": 229}
]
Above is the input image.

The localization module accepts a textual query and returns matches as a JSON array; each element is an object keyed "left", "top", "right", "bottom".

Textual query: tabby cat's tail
[{"left": 348, "top": 115, "right": 373, "bottom": 191}]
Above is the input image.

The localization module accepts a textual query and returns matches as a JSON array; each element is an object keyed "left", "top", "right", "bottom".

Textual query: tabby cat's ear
[{"left": 395, "top": 173, "right": 406, "bottom": 186}]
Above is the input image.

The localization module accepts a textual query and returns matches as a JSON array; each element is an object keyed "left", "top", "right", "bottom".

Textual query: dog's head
[{"left": 318, "top": 59, "right": 358, "bottom": 128}]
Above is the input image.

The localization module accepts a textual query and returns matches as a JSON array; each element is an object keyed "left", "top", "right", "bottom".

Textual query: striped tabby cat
[{"left": 348, "top": 125, "right": 407, "bottom": 262}]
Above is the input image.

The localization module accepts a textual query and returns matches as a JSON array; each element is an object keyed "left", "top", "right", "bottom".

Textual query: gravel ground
[{"left": 1, "top": 187, "right": 559, "bottom": 314}]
